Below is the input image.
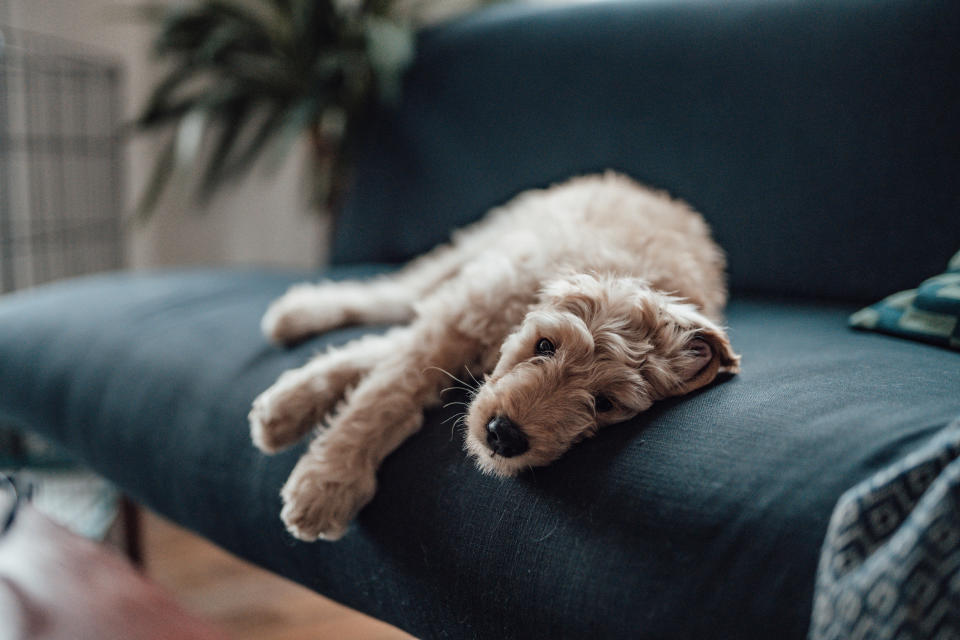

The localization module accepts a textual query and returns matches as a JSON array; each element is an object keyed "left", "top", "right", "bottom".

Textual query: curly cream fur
[{"left": 250, "top": 172, "right": 740, "bottom": 541}]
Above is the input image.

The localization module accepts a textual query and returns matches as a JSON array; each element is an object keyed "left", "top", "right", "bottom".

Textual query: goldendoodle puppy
[{"left": 250, "top": 172, "right": 740, "bottom": 541}]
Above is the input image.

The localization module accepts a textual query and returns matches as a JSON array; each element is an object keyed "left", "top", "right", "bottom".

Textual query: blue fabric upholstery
[{"left": 1, "top": 269, "right": 958, "bottom": 638}]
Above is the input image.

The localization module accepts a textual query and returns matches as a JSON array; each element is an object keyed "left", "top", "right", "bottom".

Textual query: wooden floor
[{"left": 141, "top": 510, "right": 414, "bottom": 640}]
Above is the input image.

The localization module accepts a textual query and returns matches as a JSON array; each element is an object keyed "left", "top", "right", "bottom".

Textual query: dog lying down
[{"left": 249, "top": 172, "right": 740, "bottom": 541}]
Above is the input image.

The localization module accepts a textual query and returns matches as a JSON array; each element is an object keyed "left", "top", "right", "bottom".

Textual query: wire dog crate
[
  {"left": 0, "top": 27, "right": 128, "bottom": 545},
  {"left": 0, "top": 25, "right": 124, "bottom": 293}
]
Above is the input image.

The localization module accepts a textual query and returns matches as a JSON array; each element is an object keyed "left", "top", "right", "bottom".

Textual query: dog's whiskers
[
  {"left": 464, "top": 367, "right": 483, "bottom": 389},
  {"left": 443, "top": 412, "right": 469, "bottom": 441},
  {"left": 424, "top": 366, "right": 479, "bottom": 394},
  {"left": 440, "top": 385, "right": 476, "bottom": 398}
]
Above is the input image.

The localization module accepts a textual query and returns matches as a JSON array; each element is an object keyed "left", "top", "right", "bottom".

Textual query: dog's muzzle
[{"left": 485, "top": 415, "right": 529, "bottom": 458}]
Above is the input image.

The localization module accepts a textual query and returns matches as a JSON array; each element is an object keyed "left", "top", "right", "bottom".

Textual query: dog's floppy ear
[
  {"left": 670, "top": 326, "right": 740, "bottom": 397},
  {"left": 651, "top": 295, "right": 740, "bottom": 397}
]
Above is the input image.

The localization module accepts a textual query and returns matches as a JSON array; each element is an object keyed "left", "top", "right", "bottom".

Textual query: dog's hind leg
[
  {"left": 261, "top": 240, "right": 479, "bottom": 345},
  {"left": 260, "top": 207, "right": 519, "bottom": 345},
  {"left": 249, "top": 329, "right": 399, "bottom": 453}
]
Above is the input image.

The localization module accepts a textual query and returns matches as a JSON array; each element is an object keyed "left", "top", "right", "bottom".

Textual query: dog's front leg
[
  {"left": 278, "top": 321, "right": 483, "bottom": 541},
  {"left": 250, "top": 329, "right": 404, "bottom": 453}
]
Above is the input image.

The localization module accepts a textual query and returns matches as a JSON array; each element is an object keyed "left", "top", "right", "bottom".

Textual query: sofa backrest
[{"left": 333, "top": 0, "right": 960, "bottom": 303}]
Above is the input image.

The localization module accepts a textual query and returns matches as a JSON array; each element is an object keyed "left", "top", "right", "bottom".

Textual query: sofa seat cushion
[{"left": 1, "top": 268, "right": 958, "bottom": 639}]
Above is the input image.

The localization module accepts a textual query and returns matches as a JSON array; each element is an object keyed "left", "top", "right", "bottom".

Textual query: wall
[{"left": 1, "top": 0, "right": 326, "bottom": 270}]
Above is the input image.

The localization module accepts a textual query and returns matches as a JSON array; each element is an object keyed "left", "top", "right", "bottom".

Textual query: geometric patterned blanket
[{"left": 810, "top": 417, "right": 960, "bottom": 639}]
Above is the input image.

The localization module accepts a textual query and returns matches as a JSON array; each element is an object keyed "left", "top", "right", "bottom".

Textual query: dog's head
[{"left": 464, "top": 273, "right": 740, "bottom": 477}]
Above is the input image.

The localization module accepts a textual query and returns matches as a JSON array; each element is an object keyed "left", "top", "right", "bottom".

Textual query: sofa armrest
[{"left": 335, "top": 0, "right": 960, "bottom": 302}]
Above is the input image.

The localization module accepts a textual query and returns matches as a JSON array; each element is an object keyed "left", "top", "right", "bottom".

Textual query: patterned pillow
[{"left": 849, "top": 250, "right": 960, "bottom": 351}]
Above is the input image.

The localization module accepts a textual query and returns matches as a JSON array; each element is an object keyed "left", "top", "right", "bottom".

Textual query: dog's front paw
[
  {"left": 249, "top": 381, "right": 319, "bottom": 454},
  {"left": 261, "top": 284, "right": 346, "bottom": 346},
  {"left": 249, "top": 397, "right": 301, "bottom": 455},
  {"left": 280, "top": 457, "right": 377, "bottom": 542}
]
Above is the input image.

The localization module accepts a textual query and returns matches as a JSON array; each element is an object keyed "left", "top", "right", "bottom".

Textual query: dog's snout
[{"left": 485, "top": 415, "right": 529, "bottom": 458}]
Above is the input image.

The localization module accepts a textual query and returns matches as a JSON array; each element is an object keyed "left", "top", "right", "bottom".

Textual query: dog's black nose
[{"left": 485, "top": 416, "right": 529, "bottom": 458}]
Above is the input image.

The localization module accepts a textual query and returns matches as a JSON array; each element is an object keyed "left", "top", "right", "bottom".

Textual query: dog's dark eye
[
  {"left": 594, "top": 394, "right": 614, "bottom": 413},
  {"left": 535, "top": 338, "right": 555, "bottom": 356}
]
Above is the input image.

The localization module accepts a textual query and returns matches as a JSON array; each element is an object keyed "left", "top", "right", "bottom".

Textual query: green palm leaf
[{"left": 198, "top": 100, "right": 253, "bottom": 200}]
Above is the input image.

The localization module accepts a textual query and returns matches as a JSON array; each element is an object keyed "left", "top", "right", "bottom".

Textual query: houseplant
[{"left": 134, "top": 0, "right": 424, "bottom": 217}]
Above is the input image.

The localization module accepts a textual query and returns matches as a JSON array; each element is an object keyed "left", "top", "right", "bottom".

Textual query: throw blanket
[{"left": 810, "top": 418, "right": 960, "bottom": 639}]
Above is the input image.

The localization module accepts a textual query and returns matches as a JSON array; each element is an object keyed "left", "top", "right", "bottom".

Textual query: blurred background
[{"left": 1, "top": 0, "right": 325, "bottom": 287}]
